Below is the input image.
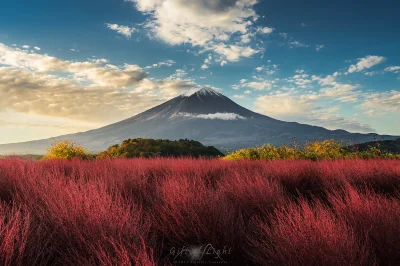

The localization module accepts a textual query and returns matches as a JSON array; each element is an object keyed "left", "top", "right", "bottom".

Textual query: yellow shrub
[
  {"left": 225, "top": 144, "right": 299, "bottom": 160},
  {"left": 303, "top": 140, "right": 344, "bottom": 160},
  {"left": 224, "top": 140, "right": 399, "bottom": 161},
  {"left": 44, "top": 140, "right": 92, "bottom": 160}
]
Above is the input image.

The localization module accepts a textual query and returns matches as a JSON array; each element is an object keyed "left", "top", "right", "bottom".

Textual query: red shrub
[
  {"left": 0, "top": 158, "right": 399, "bottom": 265},
  {"left": 155, "top": 173, "right": 238, "bottom": 246},
  {"left": 329, "top": 186, "right": 400, "bottom": 265},
  {"left": 0, "top": 203, "right": 32, "bottom": 266},
  {"left": 246, "top": 199, "right": 373, "bottom": 266}
]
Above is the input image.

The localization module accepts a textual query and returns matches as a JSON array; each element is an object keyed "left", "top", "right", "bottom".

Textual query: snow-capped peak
[
  {"left": 181, "top": 87, "right": 223, "bottom": 98},
  {"left": 195, "top": 87, "right": 222, "bottom": 97}
]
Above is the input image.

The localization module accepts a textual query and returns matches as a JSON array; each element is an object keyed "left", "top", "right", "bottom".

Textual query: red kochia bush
[
  {"left": 0, "top": 203, "right": 31, "bottom": 266},
  {"left": 0, "top": 158, "right": 399, "bottom": 265},
  {"left": 246, "top": 199, "right": 373, "bottom": 266},
  {"left": 329, "top": 186, "right": 400, "bottom": 265}
]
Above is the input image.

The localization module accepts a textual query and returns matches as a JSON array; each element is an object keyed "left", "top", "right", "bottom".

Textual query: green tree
[{"left": 97, "top": 138, "right": 224, "bottom": 159}]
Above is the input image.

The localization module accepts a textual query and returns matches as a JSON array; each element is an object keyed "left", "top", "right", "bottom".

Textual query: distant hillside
[
  {"left": 96, "top": 138, "right": 224, "bottom": 159},
  {"left": 352, "top": 138, "right": 400, "bottom": 153}
]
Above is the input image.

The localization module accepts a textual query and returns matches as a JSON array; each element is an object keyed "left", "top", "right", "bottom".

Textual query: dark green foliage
[
  {"left": 97, "top": 138, "right": 224, "bottom": 159},
  {"left": 350, "top": 138, "right": 400, "bottom": 153}
]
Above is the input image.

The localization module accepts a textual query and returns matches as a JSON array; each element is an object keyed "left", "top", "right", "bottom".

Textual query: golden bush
[
  {"left": 225, "top": 140, "right": 399, "bottom": 161},
  {"left": 44, "top": 140, "right": 92, "bottom": 160}
]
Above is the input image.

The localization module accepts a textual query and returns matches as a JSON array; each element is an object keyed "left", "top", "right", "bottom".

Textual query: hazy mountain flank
[{"left": 0, "top": 88, "right": 397, "bottom": 155}]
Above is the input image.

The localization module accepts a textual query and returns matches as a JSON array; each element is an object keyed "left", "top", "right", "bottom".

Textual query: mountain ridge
[{"left": 0, "top": 88, "right": 398, "bottom": 155}]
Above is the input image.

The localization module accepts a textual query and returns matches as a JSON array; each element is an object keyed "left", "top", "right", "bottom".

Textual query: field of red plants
[{"left": 0, "top": 158, "right": 400, "bottom": 266}]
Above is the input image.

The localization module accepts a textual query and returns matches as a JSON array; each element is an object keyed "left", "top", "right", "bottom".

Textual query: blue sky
[{"left": 0, "top": 0, "right": 399, "bottom": 144}]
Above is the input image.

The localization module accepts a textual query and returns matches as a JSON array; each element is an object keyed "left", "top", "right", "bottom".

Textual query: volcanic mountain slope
[{"left": 0, "top": 88, "right": 397, "bottom": 155}]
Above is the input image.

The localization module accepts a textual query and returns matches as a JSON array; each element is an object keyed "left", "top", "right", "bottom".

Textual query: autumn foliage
[
  {"left": 225, "top": 139, "right": 400, "bottom": 160},
  {"left": 44, "top": 140, "right": 92, "bottom": 160},
  {"left": 0, "top": 158, "right": 399, "bottom": 265}
]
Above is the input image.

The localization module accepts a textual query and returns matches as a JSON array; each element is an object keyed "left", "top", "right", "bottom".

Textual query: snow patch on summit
[{"left": 181, "top": 87, "right": 223, "bottom": 98}]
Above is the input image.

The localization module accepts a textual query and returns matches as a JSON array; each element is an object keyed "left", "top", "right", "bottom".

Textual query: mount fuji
[{"left": 0, "top": 88, "right": 397, "bottom": 155}]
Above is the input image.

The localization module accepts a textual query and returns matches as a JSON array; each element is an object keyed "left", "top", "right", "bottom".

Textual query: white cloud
[
  {"left": 33, "top": 46, "right": 41, "bottom": 51},
  {"left": 130, "top": 0, "right": 261, "bottom": 62},
  {"left": 201, "top": 55, "right": 213, "bottom": 68},
  {"left": 240, "top": 33, "right": 253, "bottom": 44},
  {"left": 319, "top": 83, "right": 360, "bottom": 100},
  {"left": 145, "top": 59, "right": 176, "bottom": 69},
  {"left": 232, "top": 84, "right": 241, "bottom": 90},
  {"left": 363, "top": 110, "right": 384, "bottom": 118},
  {"left": 289, "top": 41, "right": 308, "bottom": 48},
  {"left": 316, "top": 44, "right": 324, "bottom": 51},
  {"left": 364, "top": 71, "right": 379, "bottom": 76},
  {"left": 279, "top": 33, "right": 288, "bottom": 39},
  {"left": 255, "top": 93, "right": 374, "bottom": 133},
  {"left": 89, "top": 58, "right": 109, "bottom": 64},
  {"left": 360, "top": 90, "right": 400, "bottom": 112},
  {"left": 255, "top": 93, "right": 315, "bottom": 116},
  {"left": 256, "top": 27, "right": 274, "bottom": 34},
  {"left": 0, "top": 67, "right": 160, "bottom": 122},
  {"left": 0, "top": 43, "right": 147, "bottom": 87},
  {"left": 255, "top": 66, "right": 264, "bottom": 72},
  {"left": 254, "top": 64, "right": 277, "bottom": 75},
  {"left": 179, "top": 112, "right": 247, "bottom": 120},
  {"left": 210, "top": 44, "right": 258, "bottom": 62},
  {"left": 385, "top": 66, "right": 400, "bottom": 74},
  {"left": 22, "top": 45, "right": 30, "bottom": 49},
  {"left": 131, "top": 0, "right": 257, "bottom": 46},
  {"left": 311, "top": 73, "right": 360, "bottom": 102},
  {"left": 106, "top": 23, "right": 136, "bottom": 38},
  {"left": 287, "top": 74, "right": 312, "bottom": 88},
  {"left": 347, "top": 55, "right": 385, "bottom": 74},
  {"left": 244, "top": 90, "right": 252, "bottom": 94},
  {"left": 247, "top": 81, "right": 272, "bottom": 90},
  {"left": 233, "top": 95, "right": 245, "bottom": 99},
  {"left": 168, "top": 69, "right": 188, "bottom": 79}
]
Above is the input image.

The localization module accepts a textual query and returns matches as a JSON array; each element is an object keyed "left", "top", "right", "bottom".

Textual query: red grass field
[{"left": 0, "top": 158, "right": 400, "bottom": 265}]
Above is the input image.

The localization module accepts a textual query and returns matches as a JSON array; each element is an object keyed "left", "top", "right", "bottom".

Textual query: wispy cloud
[
  {"left": 385, "top": 66, "right": 400, "bottom": 73},
  {"left": 0, "top": 43, "right": 147, "bottom": 87},
  {"left": 347, "top": 55, "right": 385, "bottom": 74},
  {"left": 316, "top": 44, "right": 324, "bottom": 51},
  {"left": 106, "top": 23, "right": 136, "bottom": 38},
  {"left": 289, "top": 41, "right": 308, "bottom": 48},
  {"left": 179, "top": 112, "right": 247, "bottom": 120},
  {"left": 360, "top": 90, "right": 400, "bottom": 112},
  {"left": 145, "top": 60, "right": 175, "bottom": 69},
  {"left": 255, "top": 93, "right": 374, "bottom": 133}
]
